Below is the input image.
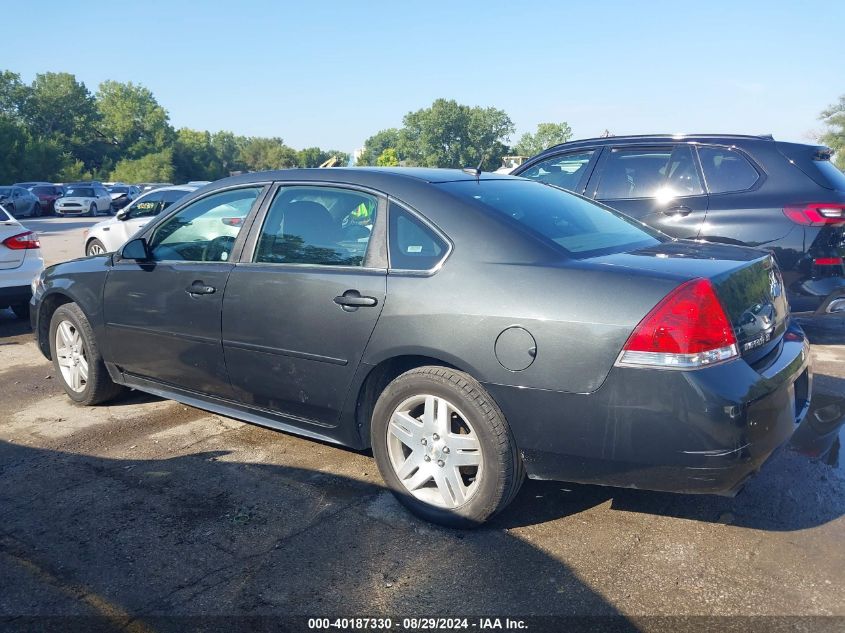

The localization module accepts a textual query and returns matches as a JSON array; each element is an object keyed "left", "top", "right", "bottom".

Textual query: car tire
[
  {"left": 371, "top": 366, "right": 524, "bottom": 528},
  {"left": 11, "top": 303, "right": 29, "bottom": 319},
  {"left": 49, "top": 302, "right": 126, "bottom": 406},
  {"left": 32, "top": 203, "right": 41, "bottom": 217},
  {"left": 88, "top": 203, "right": 97, "bottom": 217},
  {"left": 86, "top": 238, "right": 107, "bottom": 256}
]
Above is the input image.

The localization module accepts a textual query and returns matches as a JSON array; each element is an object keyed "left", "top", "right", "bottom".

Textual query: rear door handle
[
  {"left": 334, "top": 290, "right": 378, "bottom": 311},
  {"left": 187, "top": 281, "right": 216, "bottom": 296},
  {"left": 663, "top": 205, "right": 692, "bottom": 216}
]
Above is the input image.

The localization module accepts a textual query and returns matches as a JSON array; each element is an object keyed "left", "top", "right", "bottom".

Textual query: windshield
[
  {"left": 32, "top": 186, "right": 54, "bottom": 195},
  {"left": 438, "top": 179, "right": 662, "bottom": 258},
  {"left": 66, "top": 188, "right": 95, "bottom": 197},
  {"left": 0, "top": 187, "right": 11, "bottom": 196},
  {"left": 109, "top": 186, "right": 129, "bottom": 194}
]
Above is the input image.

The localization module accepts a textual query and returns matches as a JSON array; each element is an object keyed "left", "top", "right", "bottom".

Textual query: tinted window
[
  {"left": 32, "top": 186, "right": 54, "bottom": 195},
  {"left": 109, "top": 186, "right": 129, "bottom": 194},
  {"left": 389, "top": 203, "right": 447, "bottom": 270},
  {"left": 65, "top": 188, "right": 95, "bottom": 197},
  {"left": 255, "top": 186, "right": 378, "bottom": 267},
  {"left": 596, "top": 145, "right": 703, "bottom": 199},
  {"left": 149, "top": 187, "right": 261, "bottom": 262},
  {"left": 128, "top": 191, "right": 164, "bottom": 218},
  {"left": 519, "top": 150, "right": 594, "bottom": 192},
  {"left": 811, "top": 159, "right": 845, "bottom": 192},
  {"left": 161, "top": 188, "right": 190, "bottom": 210},
  {"left": 0, "top": 188, "right": 10, "bottom": 196},
  {"left": 439, "top": 180, "right": 661, "bottom": 258},
  {"left": 697, "top": 146, "right": 759, "bottom": 193}
]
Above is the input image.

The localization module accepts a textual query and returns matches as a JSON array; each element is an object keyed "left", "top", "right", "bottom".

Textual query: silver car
[{"left": 0, "top": 186, "right": 43, "bottom": 217}]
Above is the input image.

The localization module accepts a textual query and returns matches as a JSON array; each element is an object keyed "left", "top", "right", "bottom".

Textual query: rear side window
[
  {"left": 697, "top": 146, "right": 759, "bottom": 193},
  {"left": 161, "top": 189, "right": 190, "bottom": 211},
  {"left": 388, "top": 204, "right": 447, "bottom": 270},
  {"left": 439, "top": 180, "right": 661, "bottom": 258},
  {"left": 518, "top": 150, "right": 595, "bottom": 192},
  {"left": 813, "top": 159, "right": 845, "bottom": 192},
  {"left": 596, "top": 145, "right": 703, "bottom": 199}
]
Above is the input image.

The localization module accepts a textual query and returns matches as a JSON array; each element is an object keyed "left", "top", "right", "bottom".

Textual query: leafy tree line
[
  {"left": 356, "top": 98, "right": 573, "bottom": 169},
  {"left": 0, "top": 70, "right": 349, "bottom": 183},
  {"left": 820, "top": 94, "right": 845, "bottom": 171}
]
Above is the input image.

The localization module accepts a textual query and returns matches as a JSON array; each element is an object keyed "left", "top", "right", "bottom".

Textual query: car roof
[
  {"left": 537, "top": 133, "right": 781, "bottom": 155},
  {"left": 211, "top": 167, "right": 516, "bottom": 190}
]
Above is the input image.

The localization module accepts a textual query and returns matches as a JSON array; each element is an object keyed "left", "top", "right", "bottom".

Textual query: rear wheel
[
  {"left": 371, "top": 366, "right": 524, "bottom": 527},
  {"left": 86, "top": 238, "right": 107, "bottom": 256},
  {"left": 32, "top": 203, "right": 41, "bottom": 217},
  {"left": 11, "top": 303, "right": 29, "bottom": 319},
  {"left": 49, "top": 302, "right": 126, "bottom": 405}
]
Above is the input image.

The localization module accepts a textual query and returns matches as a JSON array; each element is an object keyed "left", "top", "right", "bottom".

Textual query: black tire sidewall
[
  {"left": 371, "top": 369, "right": 513, "bottom": 528},
  {"left": 87, "top": 239, "right": 105, "bottom": 256}
]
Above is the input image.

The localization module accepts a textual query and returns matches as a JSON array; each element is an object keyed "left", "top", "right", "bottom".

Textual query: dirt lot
[{"left": 1, "top": 218, "right": 844, "bottom": 631}]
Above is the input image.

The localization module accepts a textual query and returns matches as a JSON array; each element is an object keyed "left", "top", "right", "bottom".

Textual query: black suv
[{"left": 513, "top": 134, "right": 845, "bottom": 315}]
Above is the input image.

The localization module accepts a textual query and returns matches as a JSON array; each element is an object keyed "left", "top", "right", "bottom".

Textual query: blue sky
[{"left": 7, "top": 0, "right": 842, "bottom": 153}]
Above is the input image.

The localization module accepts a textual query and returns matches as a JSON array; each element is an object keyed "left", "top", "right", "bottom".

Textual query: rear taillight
[
  {"left": 814, "top": 257, "right": 843, "bottom": 266},
  {"left": 3, "top": 231, "right": 40, "bottom": 250},
  {"left": 617, "top": 278, "right": 738, "bottom": 370},
  {"left": 784, "top": 203, "right": 845, "bottom": 226}
]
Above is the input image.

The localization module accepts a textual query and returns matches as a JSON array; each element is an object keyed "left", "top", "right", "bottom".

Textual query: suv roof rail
[{"left": 544, "top": 133, "right": 777, "bottom": 152}]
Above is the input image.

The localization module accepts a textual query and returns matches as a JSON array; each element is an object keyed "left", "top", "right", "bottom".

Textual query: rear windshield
[
  {"left": 65, "top": 188, "right": 95, "bottom": 197},
  {"left": 438, "top": 179, "right": 662, "bottom": 258},
  {"left": 32, "top": 186, "right": 55, "bottom": 194},
  {"left": 814, "top": 160, "right": 845, "bottom": 192},
  {"left": 109, "top": 186, "right": 129, "bottom": 193}
]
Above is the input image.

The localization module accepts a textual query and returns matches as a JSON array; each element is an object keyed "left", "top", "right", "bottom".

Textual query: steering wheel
[{"left": 203, "top": 235, "right": 236, "bottom": 262}]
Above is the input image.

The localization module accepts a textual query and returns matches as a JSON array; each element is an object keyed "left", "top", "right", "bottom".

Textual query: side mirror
[
  {"left": 116, "top": 208, "right": 130, "bottom": 221},
  {"left": 120, "top": 237, "right": 151, "bottom": 261}
]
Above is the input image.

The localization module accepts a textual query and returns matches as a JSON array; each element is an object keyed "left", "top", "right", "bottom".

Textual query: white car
[
  {"left": 55, "top": 184, "right": 114, "bottom": 217},
  {"left": 0, "top": 204, "right": 44, "bottom": 319},
  {"left": 83, "top": 185, "right": 200, "bottom": 255}
]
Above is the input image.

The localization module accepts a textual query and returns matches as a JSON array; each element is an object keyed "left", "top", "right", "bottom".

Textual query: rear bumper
[{"left": 484, "top": 323, "right": 812, "bottom": 495}]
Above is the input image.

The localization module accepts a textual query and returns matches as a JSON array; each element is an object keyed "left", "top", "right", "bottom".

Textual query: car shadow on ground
[{"left": 0, "top": 441, "right": 639, "bottom": 630}]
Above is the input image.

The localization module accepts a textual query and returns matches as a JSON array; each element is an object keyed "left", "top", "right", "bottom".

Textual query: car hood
[{"left": 58, "top": 197, "right": 96, "bottom": 204}]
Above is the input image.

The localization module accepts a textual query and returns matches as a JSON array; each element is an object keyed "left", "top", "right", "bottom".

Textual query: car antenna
[{"left": 462, "top": 148, "right": 490, "bottom": 181}]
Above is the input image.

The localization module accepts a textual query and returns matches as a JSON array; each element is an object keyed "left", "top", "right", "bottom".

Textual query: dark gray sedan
[{"left": 30, "top": 168, "right": 811, "bottom": 526}]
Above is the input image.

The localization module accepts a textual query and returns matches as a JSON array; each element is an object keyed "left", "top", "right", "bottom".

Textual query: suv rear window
[
  {"left": 697, "top": 146, "right": 759, "bottom": 193},
  {"left": 813, "top": 159, "right": 845, "bottom": 192},
  {"left": 439, "top": 179, "right": 661, "bottom": 258}
]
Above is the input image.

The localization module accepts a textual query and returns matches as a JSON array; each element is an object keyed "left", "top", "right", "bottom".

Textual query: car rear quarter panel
[{"left": 364, "top": 260, "right": 680, "bottom": 394}]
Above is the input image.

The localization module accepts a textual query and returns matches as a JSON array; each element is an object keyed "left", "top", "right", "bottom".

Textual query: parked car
[
  {"left": 83, "top": 185, "right": 200, "bottom": 255},
  {"left": 0, "top": 186, "right": 43, "bottom": 217},
  {"left": 29, "top": 184, "right": 65, "bottom": 215},
  {"left": 513, "top": 134, "right": 845, "bottom": 316},
  {"left": 0, "top": 204, "right": 44, "bottom": 318},
  {"left": 137, "top": 182, "right": 174, "bottom": 193},
  {"left": 31, "top": 168, "right": 810, "bottom": 527},
  {"left": 54, "top": 184, "right": 113, "bottom": 216},
  {"left": 106, "top": 184, "right": 141, "bottom": 211}
]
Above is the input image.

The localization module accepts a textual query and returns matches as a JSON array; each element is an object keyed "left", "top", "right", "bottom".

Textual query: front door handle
[
  {"left": 187, "top": 281, "right": 216, "bottom": 296},
  {"left": 663, "top": 205, "right": 692, "bottom": 216},
  {"left": 334, "top": 290, "right": 378, "bottom": 311}
]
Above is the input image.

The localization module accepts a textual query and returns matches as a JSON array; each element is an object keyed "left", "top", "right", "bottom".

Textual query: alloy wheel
[
  {"left": 386, "top": 394, "right": 483, "bottom": 509},
  {"left": 55, "top": 320, "right": 88, "bottom": 392},
  {"left": 87, "top": 242, "right": 105, "bottom": 256}
]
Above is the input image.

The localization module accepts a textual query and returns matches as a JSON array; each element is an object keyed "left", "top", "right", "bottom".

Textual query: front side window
[
  {"left": 388, "top": 203, "right": 447, "bottom": 270},
  {"left": 439, "top": 179, "right": 661, "bottom": 258},
  {"left": 697, "top": 146, "right": 760, "bottom": 193},
  {"left": 519, "top": 150, "right": 595, "bottom": 192},
  {"left": 128, "top": 191, "right": 164, "bottom": 219},
  {"left": 596, "top": 145, "right": 703, "bottom": 200},
  {"left": 255, "top": 186, "right": 379, "bottom": 267},
  {"left": 149, "top": 187, "right": 262, "bottom": 262}
]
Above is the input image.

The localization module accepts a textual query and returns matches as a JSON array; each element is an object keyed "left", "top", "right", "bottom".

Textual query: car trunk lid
[{"left": 589, "top": 240, "right": 790, "bottom": 361}]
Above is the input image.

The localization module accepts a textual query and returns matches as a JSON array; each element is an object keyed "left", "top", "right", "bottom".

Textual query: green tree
[
  {"left": 376, "top": 148, "right": 400, "bottom": 166},
  {"left": 358, "top": 128, "right": 402, "bottom": 165},
  {"left": 110, "top": 149, "right": 175, "bottom": 183},
  {"left": 0, "top": 70, "right": 27, "bottom": 117},
  {"left": 211, "top": 130, "right": 244, "bottom": 174},
  {"left": 173, "top": 128, "right": 224, "bottom": 182},
  {"left": 239, "top": 137, "right": 298, "bottom": 171},
  {"left": 96, "top": 80, "right": 174, "bottom": 160},
  {"left": 820, "top": 95, "right": 845, "bottom": 171},
  {"left": 513, "top": 122, "right": 573, "bottom": 156},
  {"left": 399, "top": 99, "right": 514, "bottom": 170},
  {"left": 19, "top": 72, "right": 101, "bottom": 170}
]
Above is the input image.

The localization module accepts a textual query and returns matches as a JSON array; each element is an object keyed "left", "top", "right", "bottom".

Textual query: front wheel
[
  {"left": 88, "top": 203, "right": 97, "bottom": 217},
  {"left": 371, "top": 366, "right": 524, "bottom": 528},
  {"left": 49, "top": 302, "right": 126, "bottom": 405},
  {"left": 86, "top": 238, "right": 107, "bottom": 256}
]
